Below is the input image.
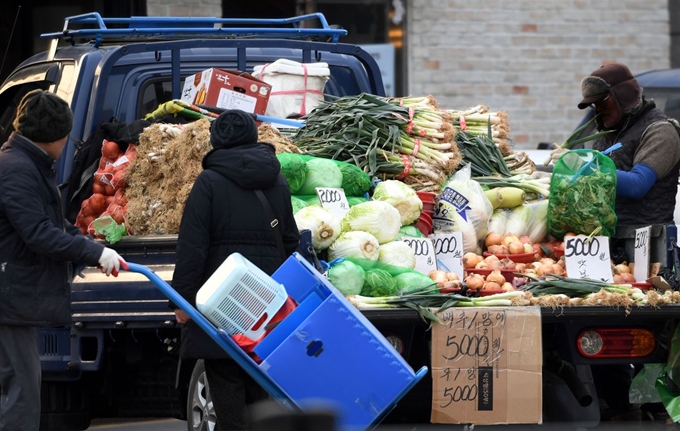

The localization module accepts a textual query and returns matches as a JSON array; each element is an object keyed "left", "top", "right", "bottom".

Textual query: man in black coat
[
  {"left": 0, "top": 90, "right": 125, "bottom": 431},
  {"left": 171, "top": 109, "right": 300, "bottom": 431}
]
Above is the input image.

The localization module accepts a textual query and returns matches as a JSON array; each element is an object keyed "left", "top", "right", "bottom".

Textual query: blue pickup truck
[{"left": 2, "top": 12, "right": 680, "bottom": 431}]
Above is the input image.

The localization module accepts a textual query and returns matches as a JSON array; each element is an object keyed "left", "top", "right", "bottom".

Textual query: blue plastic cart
[{"left": 125, "top": 252, "right": 428, "bottom": 431}]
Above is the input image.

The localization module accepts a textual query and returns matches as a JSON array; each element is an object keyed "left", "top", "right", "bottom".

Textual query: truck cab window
[{"left": 140, "top": 80, "right": 174, "bottom": 118}]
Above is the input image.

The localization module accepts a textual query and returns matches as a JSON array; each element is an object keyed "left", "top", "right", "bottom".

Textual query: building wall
[
  {"left": 146, "top": 0, "right": 221, "bottom": 17},
  {"left": 407, "top": 0, "right": 672, "bottom": 150}
]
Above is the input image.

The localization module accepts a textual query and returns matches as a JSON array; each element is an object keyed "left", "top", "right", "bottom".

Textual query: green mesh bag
[{"left": 547, "top": 149, "right": 617, "bottom": 239}]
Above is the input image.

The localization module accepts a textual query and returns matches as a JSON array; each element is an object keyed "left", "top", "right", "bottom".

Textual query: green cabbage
[
  {"left": 277, "top": 153, "right": 308, "bottom": 194},
  {"left": 377, "top": 240, "right": 416, "bottom": 269},
  {"left": 341, "top": 200, "right": 401, "bottom": 244},
  {"left": 372, "top": 180, "right": 423, "bottom": 225},
  {"left": 395, "top": 225, "right": 423, "bottom": 239},
  {"left": 328, "top": 231, "right": 380, "bottom": 261},
  {"left": 291, "top": 196, "right": 309, "bottom": 214},
  {"left": 297, "top": 158, "right": 343, "bottom": 195},
  {"left": 327, "top": 260, "right": 365, "bottom": 296},
  {"left": 347, "top": 196, "right": 369, "bottom": 206},
  {"left": 394, "top": 271, "right": 437, "bottom": 293},
  {"left": 363, "top": 268, "right": 398, "bottom": 297},
  {"left": 339, "top": 163, "right": 371, "bottom": 196},
  {"left": 294, "top": 205, "right": 341, "bottom": 250}
]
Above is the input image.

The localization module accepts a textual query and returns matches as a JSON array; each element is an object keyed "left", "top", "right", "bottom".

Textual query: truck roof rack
[{"left": 41, "top": 12, "right": 348, "bottom": 47}]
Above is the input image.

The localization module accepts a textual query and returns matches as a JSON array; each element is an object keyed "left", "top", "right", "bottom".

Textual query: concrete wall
[
  {"left": 146, "top": 0, "right": 221, "bottom": 17},
  {"left": 407, "top": 0, "right": 672, "bottom": 150}
]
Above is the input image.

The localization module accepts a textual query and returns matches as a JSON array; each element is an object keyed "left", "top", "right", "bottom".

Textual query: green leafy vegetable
[
  {"left": 548, "top": 150, "right": 617, "bottom": 238},
  {"left": 372, "top": 180, "right": 423, "bottom": 225},
  {"left": 277, "top": 153, "right": 308, "bottom": 194},
  {"left": 291, "top": 196, "right": 309, "bottom": 214},
  {"left": 339, "top": 163, "right": 372, "bottom": 196},
  {"left": 341, "top": 200, "right": 401, "bottom": 244},
  {"left": 297, "top": 158, "right": 343, "bottom": 195},
  {"left": 363, "top": 268, "right": 398, "bottom": 297},
  {"left": 293, "top": 205, "right": 341, "bottom": 250},
  {"left": 327, "top": 260, "right": 365, "bottom": 296}
]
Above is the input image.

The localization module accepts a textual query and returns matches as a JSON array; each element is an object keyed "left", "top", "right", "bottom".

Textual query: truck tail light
[{"left": 577, "top": 328, "right": 655, "bottom": 358}]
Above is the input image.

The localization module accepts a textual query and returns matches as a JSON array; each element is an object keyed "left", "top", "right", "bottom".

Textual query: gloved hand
[
  {"left": 543, "top": 143, "right": 569, "bottom": 167},
  {"left": 98, "top": 247, "right": 126, "bottom": 276}
]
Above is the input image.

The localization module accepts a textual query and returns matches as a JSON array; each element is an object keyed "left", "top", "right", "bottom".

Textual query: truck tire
[
  {"left": 40, "top": 381, "right": 91, "bottom": 431},
  {"left": 187, "top": 360, "right": 217, "bottom": 431}
]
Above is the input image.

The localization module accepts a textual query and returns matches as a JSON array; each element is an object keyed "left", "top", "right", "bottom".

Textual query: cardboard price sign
[
  {"left": 429, "top": 232, "right": 464, "bottom": 279},
  {"left": 315, "top": 187, "right": 350, "bottom": 219},
  {"left": 563, "top": 235, "right": 613, "bottom": 282},
  {"left": 634, "top": 225, "right": 652, "bottom": 282},
  {"left": 431, "top": 307, "right": 542, "bottom": 425},
  {"left": 401, "top": 236, "right": 437, "bottom": 275}
]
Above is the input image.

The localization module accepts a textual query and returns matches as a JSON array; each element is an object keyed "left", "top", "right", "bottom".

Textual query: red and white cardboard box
[{"left": 181, "top": 68, "right": 272, "bottom": 115}]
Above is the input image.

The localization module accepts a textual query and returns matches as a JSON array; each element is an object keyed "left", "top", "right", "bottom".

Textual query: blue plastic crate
[
  {"left": 126, "top": 253, "right": 426, "bottom": 431},
  {"left": 254, "top": 254, "right": 426, "bottom": 430}
]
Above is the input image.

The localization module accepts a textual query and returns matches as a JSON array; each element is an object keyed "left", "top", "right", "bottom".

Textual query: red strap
[
  {"left": 412, "top": 138, "right": 421, "bottom": 157},
  {"left": 396, "top": 154, "right": 411, "bottom": 180},
  {"left": 459, "top": 115, "right": 467, "bottom": 131}
]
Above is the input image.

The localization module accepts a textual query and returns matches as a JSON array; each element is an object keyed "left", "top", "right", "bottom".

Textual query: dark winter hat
[
  {"left": 210, "top": 109, "right": 258, "bottom": 149},
  {"left": 578, "top": 63, "right": 642, "bottom": 112},
  {"left": 13, "top": 89, "right": 73, "bottom": 142}
]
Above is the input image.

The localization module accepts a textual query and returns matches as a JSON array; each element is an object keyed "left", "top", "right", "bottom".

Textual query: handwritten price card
[
  {"left": 429, "top": 232, "right": 464, "bottom": 280},
  {"left": 431, "top": 307, "right": 542, "bottom": 425},
  {"left": 563, "top": 235, "right": 613, "bottom": 282},
  {"left": 401, "top": 236, "right": 437, "bottom": 275},
  {"left": 315, "top": 187, "right": 350, "bottom": 219},
  {"left": 634, "top": 225, "right": 652, "bottom": 282}
]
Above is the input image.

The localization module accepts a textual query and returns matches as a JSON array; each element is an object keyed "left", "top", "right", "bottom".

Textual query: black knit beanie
[
  {"left": 210, "top": 109, "right": 258, "bottom": 149},
  {"left": 13, "top": 89, "right": 73, "bottom": 142}
]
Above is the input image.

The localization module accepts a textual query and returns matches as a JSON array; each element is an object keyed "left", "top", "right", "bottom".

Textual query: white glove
[
  {"left": 98, "top": 247, "right": 125, "bottom": 276},
  {"left": 543, "top": 143, "right": 569, "bottom": 166}
]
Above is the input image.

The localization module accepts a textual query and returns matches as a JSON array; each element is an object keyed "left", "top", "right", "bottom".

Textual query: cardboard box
[
  {"left": 431, "top": 307, "right": 542, "bottom": 425},
  {"left": 181, "top": 68, "right": 272, "bottom": 115}
]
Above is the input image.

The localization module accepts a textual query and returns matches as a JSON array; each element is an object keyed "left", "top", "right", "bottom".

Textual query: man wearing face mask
[
  {"left": 547, "top": 63, "right": 680, "bottom": 421},
  {"left": 548, "top": 63, "right": 680, "bottom": 227}
]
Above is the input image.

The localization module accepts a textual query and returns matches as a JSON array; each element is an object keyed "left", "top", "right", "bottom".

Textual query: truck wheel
[
  {"left": 187, "top": 360, "right": 216, "bottom": 431},
  {"left": 40, "top": 381, "right": 90, "bottom": 431}
]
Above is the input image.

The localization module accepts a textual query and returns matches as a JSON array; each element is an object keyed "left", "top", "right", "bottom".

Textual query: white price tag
[
  {"left": 634, "top": 225, "right": 651, "bottom": 282},
  {"left": 402, "top": 236, "right": 437, "bottom": 275},
  {"left": 564, "top": 235, "right": 613, "bottom": 282},
  {"left": 429, "top": 232, "right": 464, "bottom": 280},
  {"left": 315, "top": 187, "right": 350, "bottom": 219}
]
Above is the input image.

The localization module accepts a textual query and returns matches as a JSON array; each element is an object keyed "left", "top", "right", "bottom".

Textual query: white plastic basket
[{"left": 196, "top": 253, "right": 288, "bottom": 340}]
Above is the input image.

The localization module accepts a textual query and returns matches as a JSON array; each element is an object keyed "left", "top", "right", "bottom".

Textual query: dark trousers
[
  {"left": 205, "top": 358, "right": 268, "bottom": 431},
  {"left": 0, "top": 325, "right": 41, "bottom": 431}
]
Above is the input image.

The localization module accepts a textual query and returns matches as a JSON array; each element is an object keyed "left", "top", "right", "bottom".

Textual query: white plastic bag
[
  {"left": 432, "top": 164, "right": 493, "bottom": 253},
  {"left": 253, "top": 59, "right": 330, "bottom": 119}
]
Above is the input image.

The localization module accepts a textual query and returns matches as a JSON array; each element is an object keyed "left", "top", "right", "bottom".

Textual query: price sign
[
  {"left": 402, "top": 236, "right": 437, "bottom": 275},
  {"left": 315, "top": 187, "right": 350, "bottom": 219},
  {"left": 429, "top": 232, "right": 464, "bottom": 280},
  {"left": 431, "top": 307, "right": 542, "bottom": 425},
  {"left": 563, "top": 235, "right": 613, "bottom": 282},
  {"left": 634, "top": 225, "right": 652, "bottom": 282}
]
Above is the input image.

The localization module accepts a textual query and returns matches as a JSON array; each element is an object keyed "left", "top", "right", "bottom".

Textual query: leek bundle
[
  {"left": 290, "top": 93, "right": 461, "bottom": 191},
  {"left": 447, "top": 104, "right": 512, "bottom": 155}
]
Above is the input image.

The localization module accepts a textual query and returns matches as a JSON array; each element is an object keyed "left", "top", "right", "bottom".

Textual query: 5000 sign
[
  {"left": 564, "top": 237, "right": 601, "bottom": 257},
  {"left": 443, "top": 334, "right": 490, "bottom": 360}
]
